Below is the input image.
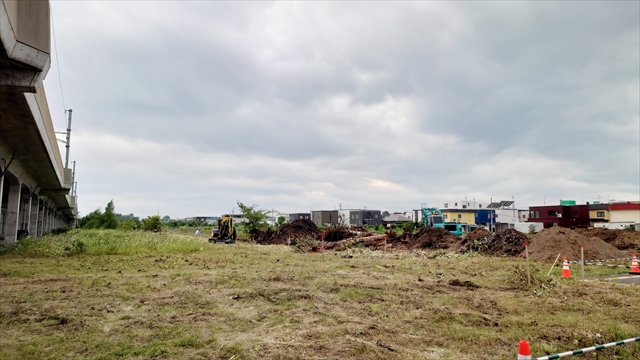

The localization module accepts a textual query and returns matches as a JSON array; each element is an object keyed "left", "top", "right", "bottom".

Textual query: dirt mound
[
  {"left": 574, "top": 228, "right": 640, "bottom": 251},
  {"left": 490, "top": 229, "right": 529, "bottom": 256},
  {"left": 255, "top": 219, "right": 319, "bottom": 245},
  {"left": 462, "top": 228, "right": 493, "bottom": 252},
  {"left": 319, "top": 226, "right": 353, "bottom": 242},
  {"left": 411, "top": 227, "right": 462, "bottom": 250},
  {"left": 462, "top": 228, "right": 527, "bottom": 256},
  {"left": 527, "top": 227, "right": 628, "bottom": 261}
]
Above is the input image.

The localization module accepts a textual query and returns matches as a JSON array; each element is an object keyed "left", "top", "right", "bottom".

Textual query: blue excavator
[{"left": 421, "top": 207, "right": 466, "bottom": 236}]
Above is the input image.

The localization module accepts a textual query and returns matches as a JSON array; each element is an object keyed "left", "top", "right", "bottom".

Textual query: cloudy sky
[{"left": 43, "top": 1, "right": 639, "bottom": 219}]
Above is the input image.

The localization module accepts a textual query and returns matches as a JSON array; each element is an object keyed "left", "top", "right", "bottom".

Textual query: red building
[{"left": 528, "top": 205, "right": 590, "bottom": 229}]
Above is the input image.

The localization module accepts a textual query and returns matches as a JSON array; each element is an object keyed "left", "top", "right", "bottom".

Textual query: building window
[
  {"left": 479, "top": 204, "right": 482, "bottom": 208},
  {"left": 597, "top": 212, "right": 605, "bottom": 217},
  {"left": 458, "top": 214, "right": 462, "bottom": 219},
  {"left": 571, "top": 210, "right": 578, "bottom": 216},
  {"left": 443, "top": 214, "right": 448, "bottom": 219},
  {"left": 530, "top": 211, "right": 539, "bottom": 218},
  {"left": 462, "top": 205, "right": 467, "bottom": 209},
  {"left": 374, "top": 214, "right": 378, "bottom": 218},
  {"left": 356, "top": 214, "right": 359, "bottom": 219},
  {"left": 444, "top": 203, "right": 448, "bottom": 208},
  {"left": 455, "top": 203, "right": 458, "bottom": 206},
  {"left": 547, "top": 210, "right": 557, "bottom": 216}
]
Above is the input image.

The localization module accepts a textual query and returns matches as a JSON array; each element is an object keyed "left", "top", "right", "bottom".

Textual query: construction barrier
[{"left": 517, "top": 336, "right": 640, "bottom": 359}]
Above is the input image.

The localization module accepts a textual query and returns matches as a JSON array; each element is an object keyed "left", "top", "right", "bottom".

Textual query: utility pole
[
  {"left": 71, "top": 161, "right": 76, "bottom": 195},
  {"left": 64, "top": 109, "right": 72, "bottom": 168}
]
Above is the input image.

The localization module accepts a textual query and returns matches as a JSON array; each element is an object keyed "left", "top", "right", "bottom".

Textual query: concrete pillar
[
  {"left": 29, "top": 196, "right": 38, "bottom": 236},
  {"left": 4, "top": 181, "right": 21, "bottom": 243},
  {"left": 0, "top": 175, "right": 4, "bottom": 236},
  {"left": 37, "top": 201, "right": 43, "bottom": 237},
  {"left": 42, "top": 206, "right": 48, "bottom": 233},
  {"left": 46, "top": 207, "right": 51, "bottom": 233}
]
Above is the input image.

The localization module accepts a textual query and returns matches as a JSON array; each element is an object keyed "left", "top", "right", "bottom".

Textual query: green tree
[
  {"left": 161, "top": 215, "right": 171, "bottom": 222},
  {"left": 277, "top": 216, "right": 286, "bottom": 226},
  {"left": 382, "top": 211, "right": 390, "bottom": 218},
  {"left": 142, "top": 215, "right": 162, "bottom": 232},
  {"left": 102, "top": 200, "right": 119, "bottom": 229},
  {"left": 79, "top": 209, "right": 103, "bottom": 229},
  {"left": 237, "top": 201, "right": 268, "bottom": 236}
]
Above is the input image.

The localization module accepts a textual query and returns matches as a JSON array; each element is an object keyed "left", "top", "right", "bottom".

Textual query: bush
[
  {"left": 142, "top": 216, "right": 162, "bottom": 232},
  {"left": 51, "top": 226, "right": 71, "bottom": 235},
  {"left": 119, "top": 219, "right": 139, "bottom": 231}
]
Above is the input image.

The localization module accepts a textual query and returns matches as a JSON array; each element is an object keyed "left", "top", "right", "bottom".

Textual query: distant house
[
  {"left": 589, "top": 203, "right": 609, "bottom": 226},
  {"left": 608, "top": 202, "right": 640, "bottom": 225},
  {"left": 338, "top": 209, "right": 382, "bottom": 227},
  {"left": 311, "top": 210, "right": 339, "bottom": 226},
  {"left": 382, "top": 214, "right": 412, "bottom": 226},
  {"left": 289, "top": 213, "right": 310, "bottom": 222},
  {"left": 527, "top": 205, "right": 589, "bottom": 229}
]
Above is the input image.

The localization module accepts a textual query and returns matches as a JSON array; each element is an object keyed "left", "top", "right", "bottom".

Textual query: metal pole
[
  {"left": 64, "top": 109, "right": 72, "bottom": 168},
  {"left": 71, "top": 161, "right": 76, "bottom": 190}
]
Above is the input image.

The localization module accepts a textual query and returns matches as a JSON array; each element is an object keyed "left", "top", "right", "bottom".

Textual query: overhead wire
[{"left": 50, "top": 6, "right": 66, "bottom": 113}]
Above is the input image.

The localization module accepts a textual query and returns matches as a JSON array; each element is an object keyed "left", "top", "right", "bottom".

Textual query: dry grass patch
[{"left": 0, "top": 231, "right": 639, "bottom": 359}]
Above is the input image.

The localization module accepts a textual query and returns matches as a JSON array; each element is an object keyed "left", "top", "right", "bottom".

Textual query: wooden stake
[
  {"left": 322, "top": 235, "right": 325, "bottom": 261},
  {"left": 547, "top": 252, "right": 562, "bottom": 276},
  {"left": 581, "top": 244, "right": 584, "bottom": 279},
  {"left": 525, "top": 241, "right": 531, "bottom": 286},
  {"left": 384, "top": 234, "right": 388, "bottom": 254}
]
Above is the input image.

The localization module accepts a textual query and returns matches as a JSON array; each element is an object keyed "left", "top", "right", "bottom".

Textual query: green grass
[
  {"left": 0, "top": 230, "right": 638, "bottom": 359},
  {"left": 0, "top": 229, "right": 204, "bottom": 257}
]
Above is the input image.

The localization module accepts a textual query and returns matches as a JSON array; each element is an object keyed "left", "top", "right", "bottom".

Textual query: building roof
[{"left": 383, "top": 214, "right": 412, "bottom": 222}]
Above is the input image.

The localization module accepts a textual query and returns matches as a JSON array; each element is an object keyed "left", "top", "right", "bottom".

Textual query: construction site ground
[{"left": 1, "top": 229, "right": 639, "bottom": 360}]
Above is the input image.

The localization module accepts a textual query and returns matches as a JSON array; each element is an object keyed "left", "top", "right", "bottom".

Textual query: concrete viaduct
[{"left": 1, "top": 0, "right": 78, "bottom": 244}]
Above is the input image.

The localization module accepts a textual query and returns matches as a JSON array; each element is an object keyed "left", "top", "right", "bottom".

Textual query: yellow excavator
[{"left": 209, "top": 215, "right": 237, "bottom": 244}]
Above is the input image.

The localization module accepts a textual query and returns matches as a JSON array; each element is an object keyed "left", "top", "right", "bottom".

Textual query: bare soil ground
[
  {"left": 1, "top": 231, "right": 638, "bottom": 359},
  {"left": 527, "top": 227, "right": 629, "bottom": 261},
  {"left": 574, "top": 228, "right": 640, "bottom": 251}
]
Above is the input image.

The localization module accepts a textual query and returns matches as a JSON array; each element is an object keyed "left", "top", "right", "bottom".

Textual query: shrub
[
  {"left": 51, "top": 226, "right": 71, "bottom": 235},
  {"left": 142, "top": 216, "right": 162, "bottom": 232}
]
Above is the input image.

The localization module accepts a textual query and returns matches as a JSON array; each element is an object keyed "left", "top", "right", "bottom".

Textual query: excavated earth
[
  {"left": 410, "top": 227, "right": 463, "bottom": 251},
  {"left": 525, "top": 227, "right": 628, "bottom": 261},
  {"left": 254, "top": 219, "right": 319, "bottom": 245},
  {"left": 573, "top": 228, "right": 640, "bottom": 251},
  {"left": 462, "top": 228, "right": 528, "bottom": 256}
]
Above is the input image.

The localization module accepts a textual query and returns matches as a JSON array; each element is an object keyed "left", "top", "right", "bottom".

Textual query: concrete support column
[
  {"left": 47, "top": 208, "right": 52, "bottom": 233},
  {"left": 0, "top": 175, "right": 4, "bottom": 236},
  {"left": 37, "top": 202, "right": 43, "bottom": 237},
  {"left": 28, "top": 196, "right": 38, "bottom": 236},
  {"left": 4, "top": 181, "right": 21, "bottom": 243},
  {"left": 40, "top": 203, "right": 49, "bottom": 235}
]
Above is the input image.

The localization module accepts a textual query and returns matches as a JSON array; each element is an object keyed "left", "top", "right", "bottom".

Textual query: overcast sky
[{"left": 43, "top": 1, "right": 639, "bottom": 219}]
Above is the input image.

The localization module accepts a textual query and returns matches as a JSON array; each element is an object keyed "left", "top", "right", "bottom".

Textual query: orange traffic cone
[
  {"left": 630, "top": 254, "right": 640, "bottom": 275},
  {"left": 517, "top": 340, "right": 532, "bottom": 359},
  {"left": 561, "top": 257, "right": 571, "bottom": 278}
]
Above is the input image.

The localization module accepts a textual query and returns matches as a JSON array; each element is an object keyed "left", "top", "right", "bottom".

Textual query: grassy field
[{"left": 0, "top": 230, "right": 638, "bottom": 359}]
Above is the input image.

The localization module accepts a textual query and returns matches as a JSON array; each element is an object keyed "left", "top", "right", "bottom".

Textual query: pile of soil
[
  {"left": 462, "top": 228, "right": 493, "bottom": 252},
  {"left": 319, "top": 226, "right": 354, "bottom": 242},
  {"left": 490, "top": 229, "right": 529, "bottom": 256},
  {"left": 573, "top": 228, "right": 640, "bottom": 251},
  {"left": 383, "top": 230, "right": 414, "bottom": 250},
  {"left": 410, "top": 227, "right": 462, "bottom": 250},
  {"left": 462, "top": 228, "right": 528, "bottom": 256},
  {"left": 255, "top": 219, "right": 319, "bottom": 245},
  {"left": 526, "top": 227, "right": 628, "bottom": 261}
]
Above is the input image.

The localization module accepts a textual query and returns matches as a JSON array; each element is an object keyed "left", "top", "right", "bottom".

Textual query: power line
[{"left": 50, "top": 7, "right": 66, "bottom": 112}]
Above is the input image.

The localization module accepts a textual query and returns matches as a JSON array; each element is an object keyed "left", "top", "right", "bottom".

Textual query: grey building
[
  {"left": 311, "top": 210, "right": 339, "bottom": 226},
  {"left": 338, "top": 209, "right": 383, "bottom": 226},
  {"left": 289, "top": 213, "right": 310, "bottom": 222}
]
